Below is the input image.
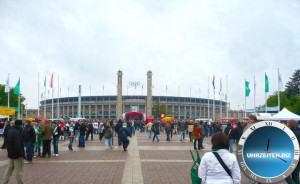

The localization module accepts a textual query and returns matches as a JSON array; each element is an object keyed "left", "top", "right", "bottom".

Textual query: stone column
[
  {"left": 146, "top": 71, "right": 153, "bottom": 117},
  {"left": 116, "top": 70, "right": 123, "bottom": 120}
]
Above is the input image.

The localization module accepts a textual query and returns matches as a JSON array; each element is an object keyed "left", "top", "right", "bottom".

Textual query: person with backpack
[
  {"left": 118, "top": 123, "right": 131, "bottom": 151},
  {"left": 104, "top": 123, "right": 113, "bottom": 150},
  {"left": 152, "top": 122, "right": 160, "bottom": 142}
]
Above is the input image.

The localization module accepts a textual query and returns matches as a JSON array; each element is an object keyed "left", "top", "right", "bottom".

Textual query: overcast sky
[{"left": 1, "top": 0, "right": 300, "bottom": 111}]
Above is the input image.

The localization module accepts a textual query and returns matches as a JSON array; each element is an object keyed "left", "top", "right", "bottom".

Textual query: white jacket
[{"left": 198, "top": 149, "right": 241, "bottom": 184}]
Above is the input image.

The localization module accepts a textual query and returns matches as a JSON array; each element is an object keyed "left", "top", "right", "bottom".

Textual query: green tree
[
  {"left": 152, "top": 101, "right": 166, "bottom": 119},
  {"left": 285, "top": 69, "right": 300, "bottom": 98},
  {"left": 266, "top": 91, "right": 290, "bottom": 111},
  {"left": 0, "top": 84, "right": 25, "bottom": 115}
]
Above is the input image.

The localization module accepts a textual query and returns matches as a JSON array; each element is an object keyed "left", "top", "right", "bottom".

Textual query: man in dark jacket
[
  {"left": 52, "top": 121, "right": 61, "bottom": 156},
  {"left": 118, "top": 123, "right": 131, "bottom": 151},
  {"left": 1, "top": 120, "right": 25, "bottom": 184},
  {"left": 78, "top": 121, "right": 88, "bottom": 147},
  {"left": 1, "top": 120, "right": 12, "bottom": 149},
  {"left": 85, "top": 121, "right": 94, "bottom": 141},
  {"left": 23, "top": 120, "right": 36, "bottom": 163}
]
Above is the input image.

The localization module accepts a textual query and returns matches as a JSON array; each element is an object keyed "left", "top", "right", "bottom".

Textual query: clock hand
[
  {"left": 264, "top": 149, "right": 287, "bottom": 163},
  {"left": 266, "top": 139, "right": 270, "bottom": 153}
]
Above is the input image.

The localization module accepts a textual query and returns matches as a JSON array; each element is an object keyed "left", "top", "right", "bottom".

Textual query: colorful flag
[
  {"left": 245, "top": 81, "right": 250, "bottom": 97},
  {"left": 279, "top": 72, "right": 283, "bottom": 90},
  {"left": 212, "top": 75, "right": 215, "bottom": 90},
  {"left": 5, "top": 73, "right": 10, "bottom": 93},
  {"left": 265, "top": 73, "right": 269, "bottom": 93},
  {"left": 50, "top": 73, "right": 53, "bottom": 88},
  {"left": 14, "top": 78, "right": 20, "bottom": 95}
]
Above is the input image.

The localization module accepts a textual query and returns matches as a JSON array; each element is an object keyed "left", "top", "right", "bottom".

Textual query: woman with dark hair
[{"left": 198, "top": 132, "right": 241, "bottom": 184}]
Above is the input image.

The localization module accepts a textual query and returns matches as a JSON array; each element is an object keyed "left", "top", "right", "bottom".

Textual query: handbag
[
  {"left": 190, "top": 150, "right": 202, "bottom": 184},
  {"left": 212, "top": 152, "right": 232, "bottom": 178}
]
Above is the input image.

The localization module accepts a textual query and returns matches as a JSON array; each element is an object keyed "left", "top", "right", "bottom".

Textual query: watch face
[{"left": 237, "top": 121, "right": 299, "bottom": 183}]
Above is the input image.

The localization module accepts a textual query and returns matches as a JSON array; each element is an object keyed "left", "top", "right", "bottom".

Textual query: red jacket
[{"left": 193, "top": 126, "right": 201, "bottom": 140}]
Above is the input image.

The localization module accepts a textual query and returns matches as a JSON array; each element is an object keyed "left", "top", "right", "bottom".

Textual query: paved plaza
[{"left": 0, "top": 132, "right": 287, "bottom": 184}]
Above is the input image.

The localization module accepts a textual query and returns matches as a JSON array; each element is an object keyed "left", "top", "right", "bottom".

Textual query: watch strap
[{"left": 212, "top": 152, "right": 232, "bottom": 178}]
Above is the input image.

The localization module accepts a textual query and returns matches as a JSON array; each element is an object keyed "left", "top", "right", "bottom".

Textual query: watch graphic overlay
[{"left": 237, "top": 121, "right": 299, "bottom": 183}]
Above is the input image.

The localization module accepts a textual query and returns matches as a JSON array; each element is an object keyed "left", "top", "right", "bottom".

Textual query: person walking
[
  {"left": 152, "top": 122, "right": 160, "bottom": 142},
  {"left": 66, "top": 121, "right": 75, "bottom": 151},
  {"left": 41, "top": 120, "right": 52, "bottom": 158},
  {"left": 193, "top": 123, "right": 201, "bottom": 150},
  {"left": 23, "top": 120, "right": 36, "bottom": 164},
  {"left": 78, "top": 121, "right": 87, "bottom": 148},
  {"left": 1, "top": 120, "right": 25, "bottom": 184},
  {"left": 52, "top": 121, "right": 61, "bottom": 157},
  {"left": 178, "top": 121, "right": 187, "bottom": 141},
  {"left": 146, "top": 121, "right": 153, "bottom": 138},
  {"left": 118, "top": 123, "right": 131, "bottom": 151},
  {"left": 1, "top": 120, "right": 12, "bottom": 150},
  {"left": 188, "top": 120, "right": 194, "bottom": 142},
  {"left": 165, "top": 123, "right": 172, "bottom": 141},
  {"left": 104, "top": 123, "right": 113, "bottom": 150},
  {"left": 33, "top": 122, "right": 42, "bottom": 157},
  {"left": 86, "top": 121, "right": 94, "bottom": 141},
  {"left": 198, "top": 132, "right": 241, "bottom": 183}
]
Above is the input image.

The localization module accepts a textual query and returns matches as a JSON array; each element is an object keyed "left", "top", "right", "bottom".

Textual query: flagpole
[
  {"left": 278, "top": 68, "right": 280, "bottom": 112},
  {"left": 38, "top": 73, "right": 40, "bottom": 116},
  {"left": 8, "top": 87, "right": 10, "bottom": 121},
  {"left": 51, "top": 73, "right": 54, "bottom": 120},
  {"left": 57, "top": 75, "right": 59, "bottom": 118},
  {"left": 254, "top": 75, "right": 256, "bottom": 114},
  {"left": 220, "top": 77, "right": 222, "bottom": 120},
  {"left": 208, "top": 77, "right": 210, "bottom": 119},
  {"left": 18, "top": 93, "right": 20, "bottom": 119},
  {"left": 244, "top": 79, "right": 247, "bottom": 118},
  {"left": 226, "top": 74, "right": 228, "bottom": 118},
  {"left": 213, "top": 76, "right": 215, "bottom": 122},
  {"left": 44, "top": 76, "right": 46, "bottom": 119}
]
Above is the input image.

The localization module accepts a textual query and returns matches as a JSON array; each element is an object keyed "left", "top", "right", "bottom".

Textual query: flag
[
  {"left": 41, "top": 92, "right": 44, "bottom": 99},
  {"left": 50, "top": 73, "right": 53, "bottom": 88},
  {"left": 245, "top": 81, "right": 250, "bottom": 97},
  {"left": 212, "top": 75, "right": 215, "bottom": 90},
  {"left": 279, "top": 72, "right": 283, "bottom": 90},
  {"left": 265, "top": 73, "right": 269, "bottom": 93},
  {"left": 5, "top": 73, "right": 10, "bottom": 93},
  {"left": 44, "top": 76, "right": 46, "bottom": 87},
  {"left": 14, "top": 78, "right": 20, "bottom": 95}
]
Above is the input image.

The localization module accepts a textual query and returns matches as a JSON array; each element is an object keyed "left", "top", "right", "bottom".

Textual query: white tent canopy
[{"left": 265, "top": 108, "right": 300, "bottom": 121}]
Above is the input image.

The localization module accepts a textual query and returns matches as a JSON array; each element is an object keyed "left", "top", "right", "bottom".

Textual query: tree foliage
[
  {"left": 151, "top": 101, "right": 166, "bottom": 119},
  {"left": 0, "top": 84, "right": 25, "bottom": 113},
  {"left": 285, "top": 69, "right": 300, "bottom": 98},
  {"left": 266, "top": 69, "right": 300, "bottom": 115}
]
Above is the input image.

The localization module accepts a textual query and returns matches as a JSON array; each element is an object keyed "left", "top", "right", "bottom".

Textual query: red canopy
[{"left": 125, "top": 112, "right": 144, "bottom": 122}]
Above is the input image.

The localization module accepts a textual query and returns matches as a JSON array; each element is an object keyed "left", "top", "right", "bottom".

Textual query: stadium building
[{"left": 40, "top": 71, "right": 227, "bottom": 120}]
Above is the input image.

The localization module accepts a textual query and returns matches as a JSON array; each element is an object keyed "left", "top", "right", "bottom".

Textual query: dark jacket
[
  {"left": 152, "top": 123, "right": 160, "bottom": 134},
  {"left": 79, "top": 123, "right": 88, "bottom": 135},
  {"left": 118, "top": 127, "right": 131, "bottom": 141},
  {"left": 165, "top": 123, "right": 172, "bottom": 132},
  {"left": 52, "top": 125, "right": 62, "bottom": 139},
  {"left": 3, "top": 124, "right": 12, "bottom": 138},
  {"left": 178, "top": 122, "right": 187, "bottom": 131},
  {"left": 115, "top": 120, "right": 123, "bottom": 133},
  {"left": 6, "top": 125, "right": 25, "bottom": 159},
  {"left": 23, "top": 125, "right": 36, "bottom": 144},
  {"left": 88, "top": 123, "right": 94, "bottom": 132}
]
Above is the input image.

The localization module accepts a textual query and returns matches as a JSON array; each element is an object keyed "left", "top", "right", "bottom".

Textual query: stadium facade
[{"left": 40, "top": 71, "right": 227, "bottom": 120}]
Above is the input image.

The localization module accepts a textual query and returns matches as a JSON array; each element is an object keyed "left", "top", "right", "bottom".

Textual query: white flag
[
  {"left": 279, "top": 72, "right": 284, "bottom": 90},
  {"left": 5, "top": 73, "right": 10, "bottom": 93}
]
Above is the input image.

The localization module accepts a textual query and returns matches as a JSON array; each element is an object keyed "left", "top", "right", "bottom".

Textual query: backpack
[{"left": 104, "top": 128, "right": 113, "bottom": 139}]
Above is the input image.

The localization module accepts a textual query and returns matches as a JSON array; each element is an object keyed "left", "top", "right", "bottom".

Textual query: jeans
[
  {"left": 148, "top": 130, "right": 152, "bottom": 138},
  {"left": 188, "top": 132, "right": 193, "bottom": 141},
  {"left": 180, "top": 131, "right": 185, "bottom": 141},
  {"left": 24, "top": 141, "right": 34, "bottom": 162},
  {"left": 166, "top": 132, "right": 171, "bottom": 141},
  {"left": 79, "top": 134, "right": 85, "bottom": 147},
  {"left": 1, "top": 157, "right": 24, "bottom": 184},
  {"left": 229, "top": 139, "right": 235, "bottom": 153},
  {"left": 68, "top": 136, "right": 74, "bottom": 150},
  {"left": 52, "top": 137, "right": 59, "bottom": 154},
  {"left": 153, "top": 133, "right": 159, "bottom": 142},
  {"left": 105, "top": 138, "right": 112, "bottom": 149}
]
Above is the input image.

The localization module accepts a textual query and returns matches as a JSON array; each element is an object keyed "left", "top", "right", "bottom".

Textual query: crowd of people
[{"left": 0, "top": 115, "right": 300, "bottom": 184}]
